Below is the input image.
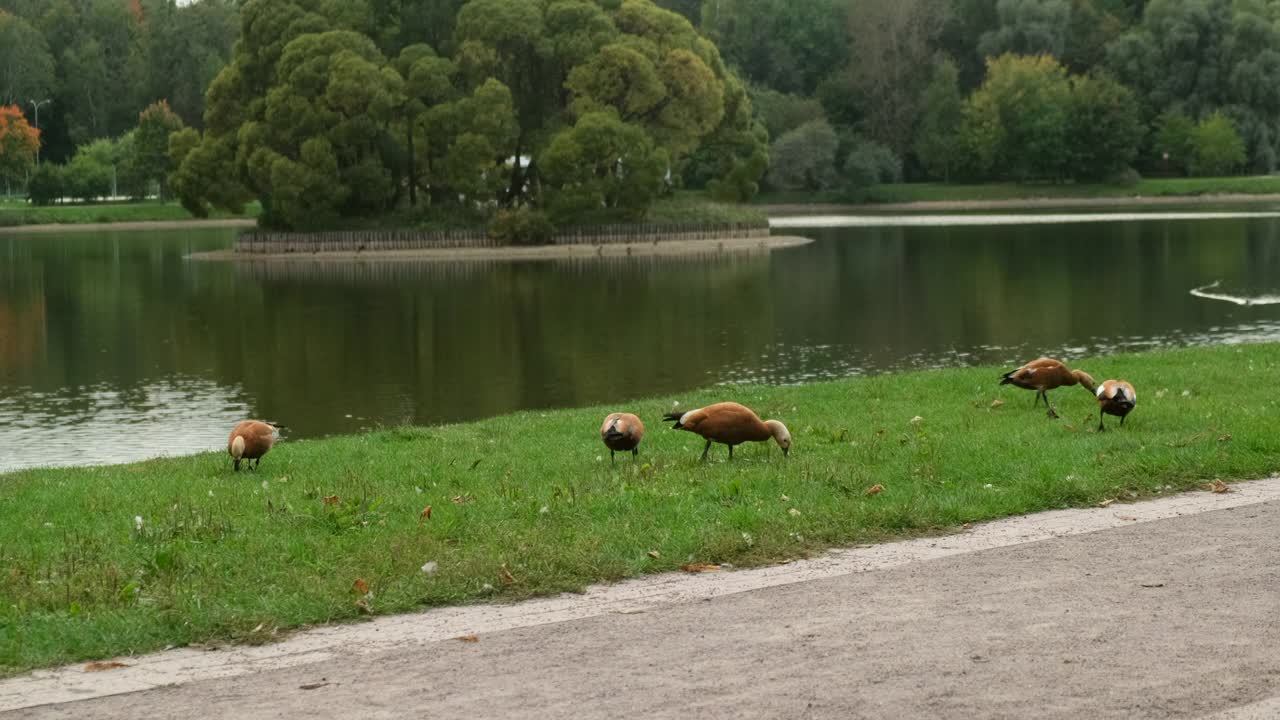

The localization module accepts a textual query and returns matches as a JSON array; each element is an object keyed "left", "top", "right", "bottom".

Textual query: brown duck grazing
[
  {"left": 999, "top": 357, "right": 1096, "bottom": 418},
  {"left": 1095, "top": 380, "right": 1136, "bottom": 431},
  {"left": 227, "top": 420, "right": 280, "bottom": 471},
  {"left": 601, "top": 412, "right": 645, "bottom": 464},
  {"left": 662, "top": 402, "right": 791, "bottom": 461}
]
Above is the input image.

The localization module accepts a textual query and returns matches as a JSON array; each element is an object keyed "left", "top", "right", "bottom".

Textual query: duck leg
[
  {"left": 610, "top": 450, "right": 616, "bottom": 465},
  {"left": 1120, "top": 415, "right": 1126, "bottom": 427},
  {"left": 728, "top": 445, "right": 734, "bottom": 461},
  {"left": 1098, "top": 410, "right": 1106, "bottom": 432},
  {"left": 1045, "top": 392, "right": 1059, "bottom": 419},
  {"left": 233, "top": 458, "right": 241, "bottom": 472},
  {"left": 632, "top": 448, "right": 639, "bottom": 461},
  {"left": 701, "top": 439, "right": 712, "bottom": 461},
  {"left": 1033, "top": 390, "right": 1042, "bottom": 407}
]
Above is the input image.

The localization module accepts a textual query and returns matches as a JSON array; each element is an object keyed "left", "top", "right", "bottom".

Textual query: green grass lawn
[
  {"left": 758, "top": 175, "right": 1280, "bottom": 206},
  {"left": 2, "top": 343, "right": 1278, "bottom": 675},
  {"left": 0, "top": 200, "right": 261, "bottom": 227}
]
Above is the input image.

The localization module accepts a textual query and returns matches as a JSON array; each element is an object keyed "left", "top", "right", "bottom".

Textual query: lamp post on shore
[{"left": 28, "top": 99, "right": 50, "bottom": 165}]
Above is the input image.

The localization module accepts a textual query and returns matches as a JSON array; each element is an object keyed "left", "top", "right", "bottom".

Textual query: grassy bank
[
  {"left": 3, "top": 343, "right": 1278, "bottom": 675},
  {"left": 0, "top": 200, "right": 261, "bottom": 227},
  {"left": 757, "top": 175, "right": 1280, "bottom": 206}
]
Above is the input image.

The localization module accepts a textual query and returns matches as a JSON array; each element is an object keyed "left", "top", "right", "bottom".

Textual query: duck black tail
[
  {"left": 999, "top": 371, "right": 1016, "bottom": 385},
  {"left": 662, "top": 411, "right": 683, "bottom": 428}
]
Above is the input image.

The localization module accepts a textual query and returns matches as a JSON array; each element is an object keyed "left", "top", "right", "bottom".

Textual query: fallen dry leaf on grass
[
  {"left": 456, "top": 634, "right": 479, "bottom": 643},
  {"left": 355, "top": 598, "right": 373, "bottom": 614},
  {"left": 323, "top": 495, "right": 340, "bottom": 506},
  {"left": 680, "top": 562, "right": 721, "bottom": 573},
  {"left": 865, "top": 484, "right": 885, "bottom": 496},
  {"left": 84, "top": 661, "right": 129, "bottom": 673},
  {"left": 420, "top": 505, "right": 433, "bottom": 521},
  {"left": 1204, "top": 479, "right": 1232, "bottom": 494},
  {"left": 1097, "top": 499, "right": 1116, "bottom": 508},
  {"left": 452, "top": 494, "right": 475, "bottom": 505},
  {"left": 499, "top": 564, "right": 516, "bottom": 585},
  {"left": 647, "top": 550, "right": 661, "bottom": 559},
  {"left": 352, "top": 578, "right": 369, "bottom": 595},
  {"left": 990, "top": 399, "right": 1004, "bottom": 409}
]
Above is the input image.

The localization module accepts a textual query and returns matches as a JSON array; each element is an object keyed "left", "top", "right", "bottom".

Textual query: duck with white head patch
[
  {"left": 1095, "top": 380, "right": 1136, "bottom": 431},
  {"left": 600, "top": 412, "right": 644, "bottom": 464},
  {"left": 662, "top": 402, "right": 791, "bottom": 461}
]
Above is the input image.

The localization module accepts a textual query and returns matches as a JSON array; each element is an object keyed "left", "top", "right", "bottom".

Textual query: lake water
[{"left": 5, "top": 209, "right": 1280, "bottom": 471}]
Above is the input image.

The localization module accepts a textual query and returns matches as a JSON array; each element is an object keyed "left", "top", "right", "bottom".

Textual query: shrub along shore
[{"left": 2, "top": 344, "right": 1278, "bottom": 675}]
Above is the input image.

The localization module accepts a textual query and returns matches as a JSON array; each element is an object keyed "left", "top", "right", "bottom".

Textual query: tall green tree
[
  {"left": 701, "top": 0, "right": 849, "bottom": 95},
  {"left": 1065, "top": 70, "right": 1143, "bottom": 179},
  {"left": 0, "top": 12, "right": 55, "bottom": 109},
  {"left": 978, "top": 0, "right": 1072, "bottom": 60},
  {"left": 845, "top": 0, "right": 950, "bottom": 157},
  {"left": 961, "top": 53, "right": 1072, "bottom": 180},
  {"left": 915, "top": 59, "right": 964, "bottom": 181},
  {"left": 1189, "top": 111, "right": 1245, "bottom": 176},
  {"left": 130, "top": 99, "right": 184, "bottom": 198}
]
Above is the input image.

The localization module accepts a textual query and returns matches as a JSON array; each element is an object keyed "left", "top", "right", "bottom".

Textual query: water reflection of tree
[{"left": 223, "top": 254, "right": 776, "bottom": 434}]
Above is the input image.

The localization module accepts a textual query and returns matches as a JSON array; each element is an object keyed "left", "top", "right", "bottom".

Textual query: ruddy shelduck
[
  {"left": 227, "top": 420, "right": 280, "bottom": 471},
  {"left": 662, "top": 402, "right": 791, "bottom": 461},
  {"left": 1094, "top": 380, "right": 1136, "bottom": 431},
  {"left": 601, "top": 412, "right": 645, "bottom": 464},
  {"left": 999, "top": 357, "right": 1096, "bottom": 418}
]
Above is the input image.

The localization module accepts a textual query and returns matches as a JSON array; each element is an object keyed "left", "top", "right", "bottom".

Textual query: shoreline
[
  {"left": 762, "top": 191, "right": 1280, "bottom": 215},
  {"left": 0, "top": 217, "right": 257, "bottom": 234},
  {"left": 191, "top": 234, "right": 812, "bottom": 262},
  {"left": 3, "top": 192, "right": 1280, "bottom": 235}
]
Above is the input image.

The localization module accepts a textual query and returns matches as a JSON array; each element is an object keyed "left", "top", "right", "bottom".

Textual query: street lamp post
[{"left": 28, "top": 99, "right": 50, "bottom": 165}]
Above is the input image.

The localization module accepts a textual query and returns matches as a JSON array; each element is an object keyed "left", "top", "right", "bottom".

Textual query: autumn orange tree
[{"left": 0, "top": 105, "right": 40, "bottom": 195}]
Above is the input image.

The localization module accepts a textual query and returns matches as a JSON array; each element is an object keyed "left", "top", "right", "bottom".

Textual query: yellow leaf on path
[
  {"left": 1204, "top": 479, "right": 1231, "bottom": 493},
  {"left": 352, "top": 578, "right": 369, "bottom": 595},
  {"left": 1098, "top": 499, "right": 1116, "bottom": 508},
  {"left": 680, "top": 562, "right": 721, "bottom": 573},
  {"left": 457, "top": 634, "right": 479, "bottom": 643},
  {"left": 865, "top": 484, "right": 885, "bottom": 496},
  {"left": 84, "top": 661, "right": 129, "bottom": 673}
]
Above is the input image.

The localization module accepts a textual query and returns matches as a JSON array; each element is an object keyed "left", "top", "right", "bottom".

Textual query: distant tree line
[
  {"left": 1, "top": 0, "right": 1277, "bottom": 217},
  {"left": 674, "top": 0, "right": 1274, "bottom": 189}
]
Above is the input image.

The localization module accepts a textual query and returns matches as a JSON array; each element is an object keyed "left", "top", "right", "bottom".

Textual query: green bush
[
  {"left": 487, "top": 207, "right": 556, "bottom": 246},
  {"left": 1189, "top": 112, "right": 1246, "bottom": 177},
  {"left": 26, "top": 164, "right": 64, "bottom": 206},
  {"left": 843, "top": 138, "right": 901, "bottom": 188}
]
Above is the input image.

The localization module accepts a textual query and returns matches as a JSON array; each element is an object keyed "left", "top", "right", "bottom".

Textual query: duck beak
[{"left": 783, "top": 446, "right": 790, "bottom": 458}]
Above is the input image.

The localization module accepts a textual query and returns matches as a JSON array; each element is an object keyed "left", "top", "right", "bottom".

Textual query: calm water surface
[{"left": 6, "top": 211, "right": 1280, "bottom": 471}]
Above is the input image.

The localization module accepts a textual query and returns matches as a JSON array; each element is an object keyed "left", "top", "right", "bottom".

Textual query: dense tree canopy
[
  {"left": 174, "top": 0, "right": 766, "bottom": 229},
  {"left": 9, "top": 0, "right": 1280, "bottom": 208}
]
